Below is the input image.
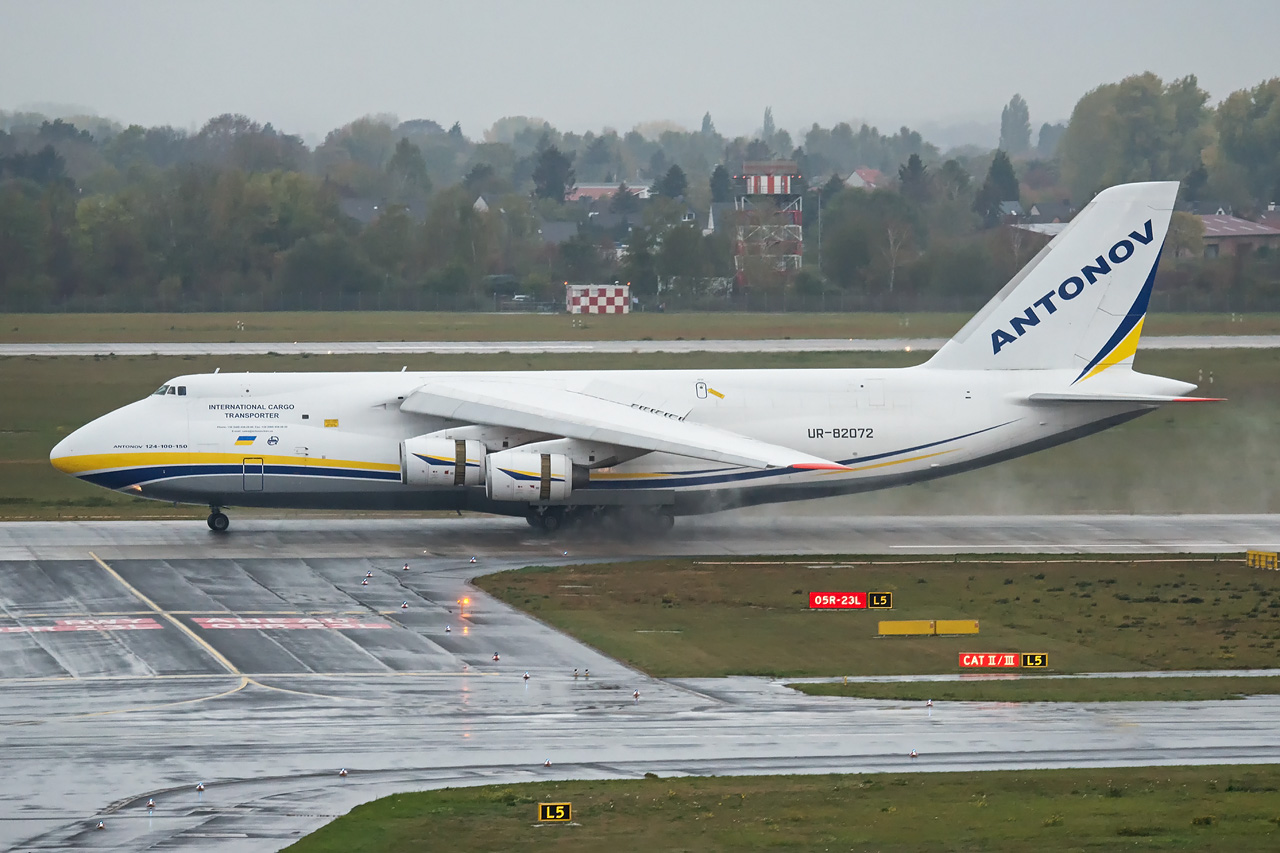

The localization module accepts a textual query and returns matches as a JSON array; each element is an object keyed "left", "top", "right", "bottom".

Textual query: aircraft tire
[
  {"left": 652, "top": 509, "right": 675, "bottom": 533},
  {"left": 539, "top": 508, "right": 565, "bottom": 534},
  {"left": 208, "top": 511, "right": 229, "bottom": 533}
]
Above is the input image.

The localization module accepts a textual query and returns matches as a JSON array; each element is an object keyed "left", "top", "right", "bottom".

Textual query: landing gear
[
  {"left": 538, "top": 506, "right": 566, "bottom": 533},
  {"left": 207, "top": 508, "right": 229, "bottom": 532},
  {"left": 527, "top": 505, "right": 674, "bottom": 537},
  {"left": 525, "top": 506, "right": 568, "bottom": 534}
]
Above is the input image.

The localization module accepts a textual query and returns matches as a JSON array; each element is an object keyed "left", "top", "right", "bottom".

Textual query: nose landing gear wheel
[{"left": 207, "top": 511, "right": 229, "bottom": 532}]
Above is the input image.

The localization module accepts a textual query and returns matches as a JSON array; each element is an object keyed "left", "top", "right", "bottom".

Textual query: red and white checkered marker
[{"left": 566, "top": 284, "right": 630, "bottom": 314}]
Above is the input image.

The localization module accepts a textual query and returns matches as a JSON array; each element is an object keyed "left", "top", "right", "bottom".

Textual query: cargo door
[{"left": 242, "top": 457, "right": 264, "bottom": 491}]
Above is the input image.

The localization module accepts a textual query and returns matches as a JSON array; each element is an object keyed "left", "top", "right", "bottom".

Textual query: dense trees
[
  {"left": 999, "top": 95, "right": 1032, "bottom": 155},
  {"left": 4, "top": 70, "right": 1280, "bottom": 313},
  {"left": 1059, "top": 73, "right": 1212, "bottom": 203}
]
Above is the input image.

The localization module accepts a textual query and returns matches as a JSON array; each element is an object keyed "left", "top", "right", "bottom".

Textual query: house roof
[
  {"left": 1013, "top": 222, "right": 1067, "bottom": 237},
  {"left": 843, "top": 167, "right": 884, "bottom": 189},
  {"left": 998, "top": 201, "right": 1025, "bottom": 217},
  {"left": 1199, "top": 214, "right": 1280, "bottom": 238},
  {"left": 1027, "top": 201, "right": 1072, "bottom": 222},
  {"left": 566, "top": 183, "right": 652, "bottom": 202}
]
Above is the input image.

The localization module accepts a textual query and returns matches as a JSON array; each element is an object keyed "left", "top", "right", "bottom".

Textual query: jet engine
[
  {"left": 400, "top": 437, "right": 486, "bottom": 487},
  {"left": 485, "top": 449, "right": 586, "bottom": 502}
]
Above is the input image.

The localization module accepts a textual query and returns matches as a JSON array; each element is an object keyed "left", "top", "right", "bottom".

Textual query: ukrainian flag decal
[{"left": 235, "top": 435, "right": 257, "bottom": 446}]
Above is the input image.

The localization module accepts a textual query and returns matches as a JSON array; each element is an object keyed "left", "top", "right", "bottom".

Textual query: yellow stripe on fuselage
[
  {"left": 837, "top": 449, "right": 954, "bottom": 473},
  {"left": 52, "top": 451, "right": 399, "bottom": 476}
]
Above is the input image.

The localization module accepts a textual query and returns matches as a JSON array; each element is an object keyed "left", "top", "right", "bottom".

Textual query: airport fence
[{"left": 5, "top": 286, "right": 1280, "bottom": 314}]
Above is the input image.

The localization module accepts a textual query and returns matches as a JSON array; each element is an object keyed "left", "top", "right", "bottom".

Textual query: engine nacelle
[
  {"left": 400, "top": 437, "right": 486, "bottom": 487},
  {"left": 485, "top": 450, "right": 584, "bottom": 502}
]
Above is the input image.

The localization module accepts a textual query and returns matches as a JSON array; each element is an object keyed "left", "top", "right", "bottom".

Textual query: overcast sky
[{"left": 2, "top": 0, "right": 1277, "bottom": 145}]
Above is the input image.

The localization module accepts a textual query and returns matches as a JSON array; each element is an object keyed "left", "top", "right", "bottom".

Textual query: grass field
[
  {"left": 789, "top": 675, "right": 1280, "bottom": 703},
  {"left": 283, "top": 764, "right": 1280, "bottom": 852},
  {"left": 2, "top": 346, "right": 1278, "bottom": 519},
  {"left": 473, "top": 557, "right": 1280, "bottom": 677},
  {"left": 4, "top": 311, "right": 1280, "bottom": 343}
]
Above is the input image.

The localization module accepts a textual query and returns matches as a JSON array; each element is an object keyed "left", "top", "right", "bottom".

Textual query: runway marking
[
  {"left": 192, "top": 616, "right": 391, "bottom": 630},
  {"left": 0, "top": 617, "right": 162, "bottom": 633},
  {"left": 89, "top": 552, "right": 242, "bottom": 677},
  {"left": 0, "top": 670, "right": 501, "bottom": 686},
  {"left": 889, "top": 545, "right": 1247, "bottom": 552},
  {"left": 695, "top": 556, "right": 1243, "bottom": 565},
  {"left": 0, "top": 610, "right": 397, "bottom": 619}
]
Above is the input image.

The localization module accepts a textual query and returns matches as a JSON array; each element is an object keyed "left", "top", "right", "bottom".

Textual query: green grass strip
[
  {"left": 284, "top": 764, "right": 1280, "bottom": 852},
  {"left": 789, "top": 675, "right": 1280, "bottom": 703}
]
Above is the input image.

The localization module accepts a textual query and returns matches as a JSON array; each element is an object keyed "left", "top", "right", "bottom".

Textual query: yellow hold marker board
[
  {"left": 539, "top": 802, "right": 572, "bottom": 822},
  {"left": 878, "top": 619, "right": 980, "bottom": 636},
  {"left": 1247, "top": 550, "right": 1278, "bottom": 570}
]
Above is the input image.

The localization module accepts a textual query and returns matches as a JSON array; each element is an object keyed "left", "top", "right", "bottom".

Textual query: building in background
[
  {"left": 734, "top": 160, "right": 803, "bottom": 287},
  {"left": 1199, "top": 214, "right": 1280, "bottom": 258}
]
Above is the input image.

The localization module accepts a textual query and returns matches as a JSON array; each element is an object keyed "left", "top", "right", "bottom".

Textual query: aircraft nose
[{"left": 50, "top": 425, "right": 91, "bottom": 475}]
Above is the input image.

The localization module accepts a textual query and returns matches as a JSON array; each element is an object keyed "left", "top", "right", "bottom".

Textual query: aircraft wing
[{"left": 400, "top": 380, "right": 847, "bottom": 471}]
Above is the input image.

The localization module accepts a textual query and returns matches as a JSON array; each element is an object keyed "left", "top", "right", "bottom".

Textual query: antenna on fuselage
[
  {"left": 401, "top": 366, "right": 407, "bottom": 372},
  {"left": 214, "top": 368, "right": 220, "bottom": 374}
]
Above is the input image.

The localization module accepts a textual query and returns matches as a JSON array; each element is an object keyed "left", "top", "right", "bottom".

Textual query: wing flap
[{"left": 401, "top": 380, "right": 846, "bottom": 471}]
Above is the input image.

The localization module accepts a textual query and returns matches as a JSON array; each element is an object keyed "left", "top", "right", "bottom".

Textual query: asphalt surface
[
  {"left": 4, "top": 334, "right": 1280, "bottom": 357},
  {"left": 2, "top": 514, "right": 1279, "bottom": 851}
]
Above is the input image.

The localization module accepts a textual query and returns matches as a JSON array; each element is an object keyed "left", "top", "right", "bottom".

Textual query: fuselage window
[{"left": 152, "top": 385, "right": 169, "bottom": 396}]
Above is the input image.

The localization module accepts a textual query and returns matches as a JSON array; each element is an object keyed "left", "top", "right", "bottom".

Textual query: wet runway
[
  {"left": 2, "top": 515, "right": 1279, "bottom": 851},
  {"left": 3, "top": 334, "right": 1279, "bottom": 357}
]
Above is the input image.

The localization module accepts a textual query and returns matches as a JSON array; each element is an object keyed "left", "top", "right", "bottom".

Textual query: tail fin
[{"left": 927, "top": 181, "right": 1176, "bottom": 381}]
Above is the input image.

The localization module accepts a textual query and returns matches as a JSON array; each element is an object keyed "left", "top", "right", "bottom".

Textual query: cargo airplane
[{"left": 51, "top": 182, "right": 1211, "bottom": 533}]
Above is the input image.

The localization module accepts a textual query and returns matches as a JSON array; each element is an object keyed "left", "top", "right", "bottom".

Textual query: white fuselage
[{"left": 50, "top": 366, "right": 1168, "bottom": 516}]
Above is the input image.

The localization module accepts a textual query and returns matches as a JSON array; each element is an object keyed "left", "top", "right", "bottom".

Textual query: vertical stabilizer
[{"left": 927, "top": 181, "right": 1176, "bottom": 379}]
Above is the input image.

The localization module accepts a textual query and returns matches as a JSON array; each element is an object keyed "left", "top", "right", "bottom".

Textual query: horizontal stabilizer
[{"left": 1027, "top": 392, "right": 1225, "bottom": 404}]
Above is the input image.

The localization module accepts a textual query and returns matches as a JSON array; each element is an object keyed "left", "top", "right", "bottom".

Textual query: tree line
[{"left": 2, "top": 73, "right": 1279, "bottom": 313}]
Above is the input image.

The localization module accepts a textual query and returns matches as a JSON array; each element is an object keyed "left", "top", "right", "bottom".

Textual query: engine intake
[
  {"left": 485, "top": 450, "right": 586, "bottom": 502},
  {"left": 400, "top": 437, "right": 486, "bottom": 487}
]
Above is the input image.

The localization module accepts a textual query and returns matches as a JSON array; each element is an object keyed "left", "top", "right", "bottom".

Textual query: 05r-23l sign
[{"left": 809, "top": 591, "right": 893, "bottom": 609}]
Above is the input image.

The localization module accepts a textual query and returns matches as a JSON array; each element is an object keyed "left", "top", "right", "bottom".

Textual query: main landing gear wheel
[
  {"left": 207, "top": 510, "right": 229, "bottom": 532},
  {"left": 538, "top": 507, "right": 566, "bottom": 534}
]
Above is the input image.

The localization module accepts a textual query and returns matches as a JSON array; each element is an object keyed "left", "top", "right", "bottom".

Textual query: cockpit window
[
  {"left": 178, "top": 386, "right": 187, "bottom": 396},
  {"left": 167, "top": 386, "right": 177, "bottom": 395},
  {"left": 152, "top": 384, "right": 169, "bottom": 396}
]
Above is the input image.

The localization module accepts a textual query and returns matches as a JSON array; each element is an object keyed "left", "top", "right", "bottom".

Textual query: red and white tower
[{"left": 733, "top": 160, "right": 802, "bottom": 286}]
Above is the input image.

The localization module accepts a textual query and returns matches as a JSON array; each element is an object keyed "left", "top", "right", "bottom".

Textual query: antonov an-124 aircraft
[{"left": 51, "top": 181, "right": 1213, "bottom": 533}]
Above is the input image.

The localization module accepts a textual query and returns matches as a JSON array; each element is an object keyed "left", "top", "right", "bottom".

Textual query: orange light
[{"left": 463, "top": 597, "right": 470, "bottom": 605}]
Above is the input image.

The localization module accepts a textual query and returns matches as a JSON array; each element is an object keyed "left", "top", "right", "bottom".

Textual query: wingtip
[{"left": 792, "top": 462, "right": 852, "bottom": 471}]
